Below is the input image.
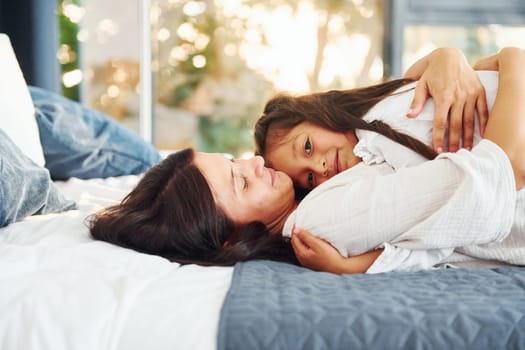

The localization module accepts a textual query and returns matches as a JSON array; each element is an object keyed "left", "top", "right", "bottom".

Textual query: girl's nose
[{"left": 314, "top": 158, "right": 327, "bottom": 177}]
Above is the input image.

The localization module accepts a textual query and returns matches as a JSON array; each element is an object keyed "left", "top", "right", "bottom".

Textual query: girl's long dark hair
[
  {"left": 254, "top": 79, "right": 437, "bottom": 166},
  {"left": 89, "top": 149, "right": 298, "bottom": 266}
]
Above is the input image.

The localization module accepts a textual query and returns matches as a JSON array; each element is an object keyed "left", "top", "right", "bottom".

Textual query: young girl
[{"left": 255, "top": 48, "right": 525, "bottom": 273}]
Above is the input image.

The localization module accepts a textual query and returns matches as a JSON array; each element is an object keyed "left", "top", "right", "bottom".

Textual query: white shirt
[{"left": 282, "top": 71, "right": 525, "bottom": 273}]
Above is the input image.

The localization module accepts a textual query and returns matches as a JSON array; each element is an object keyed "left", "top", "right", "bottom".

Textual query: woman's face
[
  {"left": 194, "top": 152, "right": 296, "bottom": 232},
  {"left": 265, "top": 122, "right": 361, "bottom": 189}
]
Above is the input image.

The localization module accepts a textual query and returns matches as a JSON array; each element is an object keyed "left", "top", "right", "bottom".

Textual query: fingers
[
  {"left": 290, "top": 229, "right": 310, "bottom": 256},
  {"left": 293, "top": 228, "right": 319, "bottom": 247},
  {"left": 291, "top": 228, "right": 330, "bottom": 257},
  {"left": 415, "top": 48, "right": 489, "bottom": 153},
  {"left": 461, "top": 98, "right": 475, "bottom": 150},
  {"left": 431, "top": 101, "right": 450, "bottom": 154},
  {"left": 291, "top": 229, "right": 316, "bottom": 257},
  {"left": 464, "top": 76, "right": 488, "bottom": 142},
  {"left": 476, "top": 91, "right": 489, "bottom": 137},
  {"left": 407, "top": 80, "right": 429, "bottom": 118},
  {"left": 290, "top": 229, "right": 321, "bottom": 269},
  {"left": 291, "top": 228, "right": 346, "bottom": 273},
  {"left": 473, "top": 53, "right": 499, "bottom": 71},
  {"left": 447, "top": 78, "right": 488, "bottom": 150},
  {"left": 448, "top": 97, "right": 465, "bottom": 153}
]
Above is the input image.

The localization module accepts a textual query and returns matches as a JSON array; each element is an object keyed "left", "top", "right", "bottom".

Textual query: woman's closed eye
[{"left": 230, "top": 158, "right": 248, "bottom": 191}]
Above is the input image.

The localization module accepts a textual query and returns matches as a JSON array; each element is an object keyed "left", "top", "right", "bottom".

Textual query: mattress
[{"left": 0, "top": 175, "right": 233, "bottom": 350}]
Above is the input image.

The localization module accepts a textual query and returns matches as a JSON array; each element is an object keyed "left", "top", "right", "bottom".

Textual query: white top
[{"left": 283, "top": 71, "right": 525, "bottom": 273}]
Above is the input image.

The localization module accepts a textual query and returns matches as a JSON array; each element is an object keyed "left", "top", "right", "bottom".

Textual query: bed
[
  {"left": 0, "top": 175, "right": 525, "bottom": 350},
  {"left": 1, "top": 32, "right": 525, "bottom": 350},
  {"left": 1, "top": 177, "right": 524, "bottom": 350}
]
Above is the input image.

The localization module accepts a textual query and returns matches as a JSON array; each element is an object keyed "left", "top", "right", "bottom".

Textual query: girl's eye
[
  {"left": 307, "top": 172, "right": 314, "bottom": 188},
  {"left": 304, "top": 138, "right": 312, "bottom": 155}
]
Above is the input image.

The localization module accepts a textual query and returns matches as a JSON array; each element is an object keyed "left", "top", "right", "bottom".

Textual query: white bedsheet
[{"left": 0, "top": 175, "right": 233, "bottom": 350}]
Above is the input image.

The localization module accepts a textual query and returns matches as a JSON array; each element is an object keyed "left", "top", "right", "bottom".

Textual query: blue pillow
[
  {"left": 29, "top": 86, "right": 162, "bottom": 180},
  {"left": 0, "top": 129, "right": 76, "bottom": 228}
]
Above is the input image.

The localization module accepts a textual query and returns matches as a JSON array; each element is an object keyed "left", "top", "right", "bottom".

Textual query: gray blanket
[{"left": 218, "top": 260, "right": 525, "bottom": 350}]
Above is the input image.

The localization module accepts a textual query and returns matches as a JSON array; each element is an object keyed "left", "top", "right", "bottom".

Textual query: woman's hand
[
  {"left": 473, "top": 53, "right": 499, "bottom": 71},
  {"left": 404, "top": 48, "right": 489, "bottom": 153},
  {"left": 290, "top": 227, "right": 383, "bottom": 274}
]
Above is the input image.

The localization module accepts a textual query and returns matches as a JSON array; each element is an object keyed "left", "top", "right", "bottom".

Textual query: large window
[
  {"left": 403, "top": 25, "right": 525, "bottom": 72},
  {"left": 59, "top": 0, "right": 385, "bottom": 157},
  {"left": 383, "top": 0, "right": 525, "bottom": 77}
]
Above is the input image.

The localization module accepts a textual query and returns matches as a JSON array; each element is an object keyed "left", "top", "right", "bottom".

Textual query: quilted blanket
[{"left": 218, "top": 261, "right": 525, "bottom": 350}]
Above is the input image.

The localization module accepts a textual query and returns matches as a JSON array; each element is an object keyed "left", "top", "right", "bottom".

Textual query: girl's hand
[
  {"left": 404, "top": 48, "right": 489, "bottom": 153},
  {"left": 290, "top": 227, "right": 383, "bottom": 274}
]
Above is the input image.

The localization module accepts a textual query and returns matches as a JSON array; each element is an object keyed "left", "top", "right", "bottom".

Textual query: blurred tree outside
[
  {"left": 153, "top": 0, "right": 383, "bottom": 155},
  {"left": 58, "top": 0, "right": 82, "bottom": 101}
]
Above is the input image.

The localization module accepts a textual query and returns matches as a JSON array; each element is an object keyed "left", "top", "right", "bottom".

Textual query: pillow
[
  {"left": 30, "top": 86, "right": 162, "bottom": 180},
  {"left": 0, "top": 33, "right": 46, "bottom": 167},
  {"left": 0, "top": 129, "right": 76, "bottom": 228}
]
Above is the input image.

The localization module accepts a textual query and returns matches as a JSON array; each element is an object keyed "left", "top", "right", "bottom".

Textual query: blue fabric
[
  {"left": 0, "top": 129, "right": 76, "bottom": 228},
  {"left": 218, "top": 260, "right": 525, "bottom": 350},
  {"left": 29, "top": 86, "right": 162, "bottom": 180}
]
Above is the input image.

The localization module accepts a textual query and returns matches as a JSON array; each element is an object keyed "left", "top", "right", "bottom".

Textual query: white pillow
[{"left": 0, "top": 33, "right": 45, "bottom": 167}]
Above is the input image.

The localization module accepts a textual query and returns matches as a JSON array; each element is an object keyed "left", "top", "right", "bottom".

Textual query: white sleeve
[
  {"left": 365, "top": 244, "right": 454, "bottom": 274},
  {"left": 354, "top": 132, "right": 428, "bottom": 170},
  {"left": 286, "top": 140, "right": 516, "bottom": 257}
]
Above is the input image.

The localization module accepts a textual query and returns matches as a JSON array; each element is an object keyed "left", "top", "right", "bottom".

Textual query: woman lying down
[{"left": 89, "top": 48, "right": 525, "bottom": 274}]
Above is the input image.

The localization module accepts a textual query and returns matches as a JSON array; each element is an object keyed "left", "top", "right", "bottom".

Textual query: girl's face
[
  {"left": 194, "top": 152, "right": 296, "bottom": 233},
  {"left": 265, "top": 122, "right": 361, "bottom": 189}
]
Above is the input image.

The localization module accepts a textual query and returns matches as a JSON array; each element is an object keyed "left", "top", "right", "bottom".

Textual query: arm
[
  {"left": 404, "top": 48, "right": 489, "bottom": 153},
  {"left": 482, "top": 47, "right": 525, "bottom": 189},
  {"left": 290, "top": 228, "right": 382, "bottom": 274}
]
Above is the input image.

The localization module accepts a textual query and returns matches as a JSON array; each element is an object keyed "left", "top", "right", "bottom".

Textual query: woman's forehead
[
  {"left": 194, "top": 151, "right": 229, "bottom": 163},
  {"left": 193, "top": 152, "right": 230, "bottom": 179},
  {"left": 193, "top": 152, "right": 234, "bottom": 201}
]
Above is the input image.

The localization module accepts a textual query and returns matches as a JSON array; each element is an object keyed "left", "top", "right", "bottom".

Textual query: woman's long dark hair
[
  {"left": 89, "top": 149, "right": 298, "bottom": 266},
  {"left": 254, "top": 79, "right": 437, "bottom": 166}
]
